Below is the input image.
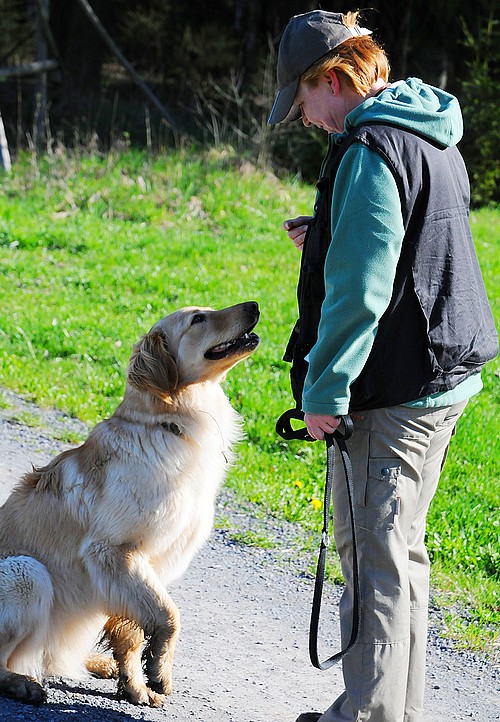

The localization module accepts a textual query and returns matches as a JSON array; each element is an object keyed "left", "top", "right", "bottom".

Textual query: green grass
[{"left": 0, "top": 148, "right": 498, "bottom": 656}]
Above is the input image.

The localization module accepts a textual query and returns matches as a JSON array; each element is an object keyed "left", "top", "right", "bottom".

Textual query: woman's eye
[{"left": 191, "top": 313, "right": 206, "bottom": 325}]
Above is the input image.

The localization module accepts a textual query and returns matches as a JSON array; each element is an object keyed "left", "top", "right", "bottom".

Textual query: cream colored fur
[{"left": 0, "top": 301, "right": 259, "bottom": 707}]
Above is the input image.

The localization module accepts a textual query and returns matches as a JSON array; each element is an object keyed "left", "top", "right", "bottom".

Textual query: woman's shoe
[{"left": 295, "top": 714, "right": 322, "bottom": 722}]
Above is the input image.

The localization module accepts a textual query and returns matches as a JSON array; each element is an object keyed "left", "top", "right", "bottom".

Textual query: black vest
[{"left": 284, "top": 123, "right": 498, "bottom": 412}]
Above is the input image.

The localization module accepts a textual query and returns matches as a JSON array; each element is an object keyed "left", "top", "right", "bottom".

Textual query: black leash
[{"left": 276, "top": 408, "right": 361, "bottom": 670}]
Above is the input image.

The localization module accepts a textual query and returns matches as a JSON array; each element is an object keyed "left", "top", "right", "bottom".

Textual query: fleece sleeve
[{"left": 302, "top": 143, "right": 405, "bottom": 416}]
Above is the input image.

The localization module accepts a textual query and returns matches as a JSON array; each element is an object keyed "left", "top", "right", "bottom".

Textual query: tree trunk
[{"left": 49, "top": 0, "right": 114, "bottom": 120}]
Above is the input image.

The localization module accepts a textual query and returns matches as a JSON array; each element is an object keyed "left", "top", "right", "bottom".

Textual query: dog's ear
[{"left": 127, "top": 329, "right": 179, "bottom": 398}]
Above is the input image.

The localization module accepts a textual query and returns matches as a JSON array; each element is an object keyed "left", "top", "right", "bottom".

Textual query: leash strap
[
  {"left": 309, "top": 423, "right": 360, "bottom": 670},
  {"left": 275, "top": 408, "right": 361, "bottom": 670}
]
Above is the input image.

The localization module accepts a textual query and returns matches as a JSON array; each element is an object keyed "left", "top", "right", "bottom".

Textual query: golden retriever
[{"left": 0, "top": 301, "right": 259, "bottom": 707}]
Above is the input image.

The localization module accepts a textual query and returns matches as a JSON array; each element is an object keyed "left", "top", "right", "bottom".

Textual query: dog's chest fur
[{"left": 70, "top": 385, "right": 241, "bottom": 580}]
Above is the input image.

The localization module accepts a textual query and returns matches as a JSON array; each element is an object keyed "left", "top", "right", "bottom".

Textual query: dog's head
[{"left": 127, "top": 301, "right": 260, "bottom": 400}]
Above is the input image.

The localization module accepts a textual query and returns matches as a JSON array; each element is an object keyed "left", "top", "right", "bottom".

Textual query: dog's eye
[{"left": 191, "top": 313, "right": 206, "bottom": 325}]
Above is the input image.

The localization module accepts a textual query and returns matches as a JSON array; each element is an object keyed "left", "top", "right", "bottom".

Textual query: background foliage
[{"left": 0, "top": 0, "right": 498, "bottom": 204}]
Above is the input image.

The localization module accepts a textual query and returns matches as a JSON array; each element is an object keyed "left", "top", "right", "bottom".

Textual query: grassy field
[{"left": 0, "top": 148, "right": 498, "bottom": 655}]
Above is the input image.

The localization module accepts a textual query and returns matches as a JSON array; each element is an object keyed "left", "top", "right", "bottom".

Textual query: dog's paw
[
  {"left": 86, "top": 653, "right": 119, "bottom": 679},
  {"left": 0, "top": 673, "right": 47, "bottom": 705},
  {"left": 148, "top": 676, "right": 173, "bottom": 697},
  {"left": 118, "top": 679, "right": 167, "bottom": 707},
  {"left": 145, "top": 687, "right": 168, "bottom": 707}
]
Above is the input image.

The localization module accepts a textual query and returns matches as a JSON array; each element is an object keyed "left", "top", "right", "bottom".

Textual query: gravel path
[{"left": 0, "top": 389, "right": 498, "bottom": 721}]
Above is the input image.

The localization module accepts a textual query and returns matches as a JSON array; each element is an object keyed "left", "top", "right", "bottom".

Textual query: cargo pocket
[{"left": 365, "top": 458, "right": 401, "bottom": 530}]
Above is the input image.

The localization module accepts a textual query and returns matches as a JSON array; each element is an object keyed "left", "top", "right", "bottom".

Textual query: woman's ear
[
  {"left": 325, "top": 69, "right": 341, "bottom": 95},
  {"left": 127, "top": 329, "right": 179, "bottom": 399}
]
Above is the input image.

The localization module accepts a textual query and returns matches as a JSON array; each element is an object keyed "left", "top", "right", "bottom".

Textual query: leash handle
[
  {"left": 276, "top": 408, "right": 353, "bottom": 442},
  {"left": 276, "top": 408, "right": 314, "bottom": 441},
  {"left": 309, "top": 431, "right": 361, "bottom": 670}
]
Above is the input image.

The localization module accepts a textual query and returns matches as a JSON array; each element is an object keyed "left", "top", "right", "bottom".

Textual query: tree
[
  {"left": 0, "top": 0, "right": 497, "bottom": 204},
  {"left": 49, "top": 0, "right": 116, "bottom": 124},
  {"left": 458, "top": 0, "right": 499, "bottom": 205}
]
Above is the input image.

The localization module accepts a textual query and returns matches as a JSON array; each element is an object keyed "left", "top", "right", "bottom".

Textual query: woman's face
[{"left": 293, "top": 73, "right": 352, "bottom": 134}]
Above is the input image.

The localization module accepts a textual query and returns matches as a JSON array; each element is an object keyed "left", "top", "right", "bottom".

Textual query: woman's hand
[
  {"left": 304, "top": 413, "right": 341, "bottom": 440},
  {"left": 283, "top": 215, "right": 312, "bottom": 251}
]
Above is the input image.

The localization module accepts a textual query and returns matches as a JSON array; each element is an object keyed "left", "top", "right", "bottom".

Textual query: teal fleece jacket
[{"left": 302, "top": 78, "right": 482, "bottom": 416}]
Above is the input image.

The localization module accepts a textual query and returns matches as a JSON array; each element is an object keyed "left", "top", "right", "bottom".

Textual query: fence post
[{"left": 0, "top": 111, "right": 11, "bottom": 172}]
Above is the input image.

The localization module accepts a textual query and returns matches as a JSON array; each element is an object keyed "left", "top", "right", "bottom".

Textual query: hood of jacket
[{"left": 339, "top": 77, "right": 463, "bottom": 148}]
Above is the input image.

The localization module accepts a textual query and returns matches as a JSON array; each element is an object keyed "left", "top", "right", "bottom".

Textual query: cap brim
[
  {"left": 268, "top": 78, "right": 300, "bottom": 125},
  {"left": 282, "top": 105, "right": 301, "bottom": 123}
]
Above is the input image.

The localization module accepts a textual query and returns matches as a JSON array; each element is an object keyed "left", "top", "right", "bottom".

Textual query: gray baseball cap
[{"left": 268, "top": 10, "right": 372, "bottom": 125}]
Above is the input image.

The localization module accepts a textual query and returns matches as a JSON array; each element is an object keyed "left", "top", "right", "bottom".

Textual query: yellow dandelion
[
  {"left": 294, "top": 479, "right": 303, "bottom": 489},
  {"left": 310, "top": 498, "right": 322, "bottom": 510}
]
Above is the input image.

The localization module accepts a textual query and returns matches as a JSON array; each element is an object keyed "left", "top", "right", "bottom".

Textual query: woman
[{"left": 268, "top": 10, "right": 497, "bottom": 722}]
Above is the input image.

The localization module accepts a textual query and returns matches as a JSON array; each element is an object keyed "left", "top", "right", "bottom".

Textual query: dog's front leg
[
  {"left": 81, "top": 542, "right": 180, "bottom": 706},
  {"left": 102, "top": 616, "right": 158, "bottom": 706},
  {"left": 143, "top": 612, "right": 180, "bottom": 697}
]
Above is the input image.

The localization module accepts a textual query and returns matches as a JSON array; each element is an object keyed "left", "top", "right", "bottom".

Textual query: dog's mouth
[{"left": 205, "top": 321, "right": 260, "bottom": 360}]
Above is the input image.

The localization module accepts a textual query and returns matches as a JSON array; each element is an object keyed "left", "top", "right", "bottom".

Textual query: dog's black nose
[{"left": 247, "top": 301, "right": 259, "bottom": 318}]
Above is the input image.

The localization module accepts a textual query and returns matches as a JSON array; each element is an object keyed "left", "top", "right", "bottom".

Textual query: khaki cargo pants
[{"left": 319, "top": 401, "right": 467, "bottom": 722}]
